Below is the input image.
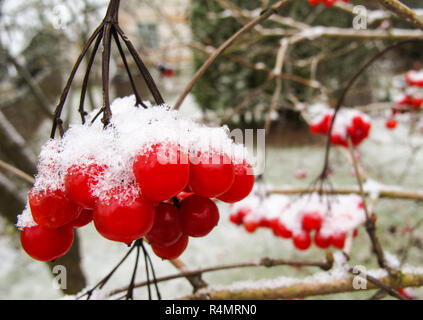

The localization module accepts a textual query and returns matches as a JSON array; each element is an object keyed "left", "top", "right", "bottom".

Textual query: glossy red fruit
[
  {"left": 69, "top": 209, "right": 93, "bottom": 228},
  {"left": 385, "top": 118, "right": 397, "bottom": 130},
  {"left": 244, "top": 220, "right": 259, "bottom": 233},
  {"left": 189, "top": 152, "right": 235, "bottom": 198},
  {"left": 331, "top": 232, "right": 346, "bottom": 249},
  {"left": 64, "top": 163, "right": 104, "bottom": 209},
  {"left": 146, "top": 203, "right": 183, "bottom": 247},
  {"left": 93, "top": 188, "right": 156, "bottom": 244},
  {"left": 314, "top": 231, "right": 331, "bottom": 249},
  {"left": 293, "top": 231, "right": 311, "bottom": 250},
  {"left": 230, "top": 213, "right": 243, "bottom": 225},
  {"left": 133, "top": 143, "right": 189, "bottom": 202},
  {"left": 302, "top": 211, "right": 323, "bottom": 231},
  {"left": 152, "top": 235, "right": 189, "bottom": 260},
  {"left": 29, "top": 188, "right": 82, "bottom": 228},
  {"left": 179, "top": 195, "right": 220, "bottom": 237},
  {"left": 217, "top": 162, "right": 254, "bottom": 203},
  {"left": 20, "top": 224, "right": 74, "bottom": 261}
]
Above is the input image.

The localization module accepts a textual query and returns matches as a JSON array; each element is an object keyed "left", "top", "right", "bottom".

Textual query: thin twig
[
  {"left": 173, "top": 0, "right": 293, "bottom": 110},
  {"left": 107, "top": 256, "right": 332, "bottom": 297}
]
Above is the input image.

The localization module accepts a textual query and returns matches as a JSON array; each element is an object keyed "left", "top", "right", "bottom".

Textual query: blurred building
[{"left": 119, "top": 0, "right": 192, "bottom": 77}]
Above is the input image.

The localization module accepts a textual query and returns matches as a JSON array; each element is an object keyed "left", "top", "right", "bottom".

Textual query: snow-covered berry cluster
[
  {"left": 308, "top": 0, "right": 349, "bottom": 7},
  {"left": 230, "top": 193, "right": 365, "bottom": 251},
  {"left": 18, "top": 96, "right": 255, "bottom": 262},
  {"left": 310, "top": 108, "right": 371, "bottom": 147}
]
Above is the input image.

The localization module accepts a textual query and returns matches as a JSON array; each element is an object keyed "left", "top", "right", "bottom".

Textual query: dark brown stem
[
  {"left": 50, "top": 23, "right": 104, "bottom": 138},
  {"left": 112, "top": 29, "right": 146, "bottom": 108},
  {"left": 101, "top": 23, "right": 113, "bottom": 127},
  {"left": 78, "top": 30, "right": 104, "bottom": 124},
  {"left": 108, "top": 256, "right": 333, "bottom": 297},
  {"left": 115, "top": 25, "right": 165, "bottom": 105}
]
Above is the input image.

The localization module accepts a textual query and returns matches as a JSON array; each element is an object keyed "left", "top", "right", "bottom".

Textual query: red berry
[
  {"left": 353, "top": 228, "right": 359, "bottom": 238},
  {"left": 302, "top": 211, "right": 323, "bottom": 231},
  {"left": 152, "top": 235, "right": 189, "bottom": 260},
  {"left": 93, "top": 187, "right": 156, "bottom": 244},
  {"left": 385, "top": 118, "right": 397, "bottom": 130},
  {"left": 20, "top": 224, "right": 74, "bottom": 261},
  {"left": 230, "top": 213, "right": 243, "bottom": 225},
  {"left": 217, "top": 162, "right": 254, "bottom": 203},
  {"left": 29, "top": 188, "right": 82, "bottom": 228},
  {"left": 331, "top": 232, "right": 346, "bottom": 249},
  {"left": 309, "top": 0, "right": 321, "bottom": 5},
  {"left": 146, "top": 203, "right": 183, "bottom": 247},
  {"left": 189, "top": 152, "right": 235, "bottom": 198},
  {"left": 324, "top": 0, "right": 336, "bottom": 7},
  {"left": 244, "top": 220, "right": 259, "bottom": 233},
  {"left": 68, "top": 209, "right": 93, "bottom": 228},
  {"left": 133, "top": 143, "right": 189, "bottom": 202},
  {"left": 293, "top": 231, "right": 311, "bottom": 250},
  {"left": 274, "top": 221, "right": 293, "bottom": 239},
  {"left": 314, "top": 231, "right": 331, "bottom": 249},
  {"left": 64, "top": 163, "right": 104, "bottom": 209},
  {"left": 179, "top": 194, "right": 220, "bottom": 237}
]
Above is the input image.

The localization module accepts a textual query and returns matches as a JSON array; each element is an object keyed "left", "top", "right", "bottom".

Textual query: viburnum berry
[
  {"left": 293, "top": 231, "right": 311, "bottom": 250},
  {"left": 152, "top": 235, "right": 189, "bottom": 260},
  {"left": 405, "top": 70, "right": 423, "bottom": 87},
  {"left": 385, "top": 118, "right": 397, "bottom": 130},
  {"left": 217, "top": 162, "right": 254, "bottom": 203},
  {"left": 348, "top": 115, "right": 371, "bottom": 146},
  {"left": 146, "top": 202, "right": 183, "bottom": 247},
  {"left": 93, "top": 187, "right": 156, "bottom": 245},
  {"left": 29, "top": 188, "right": 82, "bottom": 228},
  {"left": 133, "top": 143, "right": 189, "bottom": 202},
  {"left": 314, "top": 231, "right": 331, "bottom": 249},
  {"left": 20, "top": 224, "right": 74, "bottom": 261},
  {"left": 230, "top": 208, "right": 250, "bottom": 226},
  {"left": 244, "top": 220, "right": 259, "bottom": 233},
  {"left": 64, "top": 163, "right": 105, "bottom": 209},
  {"left": 68, "top": 209, "right": 93, "bottom": 228},
  {"left": 331, "top": 232, "right": 346, "bottom": 249},
  {"left": 273, "top": 221, "right": 293, "bottom": 239},
  {"left": 189, "top": 152, "right": 234, "bottom": 198},
  {"left": 302, "top": 211, "right": 323, "bottom": 231},
  {"left": 310, "top": 114, "right": 332, "bottom": 134},
  {"left": 179, "top": 194, "right": 220, "bottom": 237}
]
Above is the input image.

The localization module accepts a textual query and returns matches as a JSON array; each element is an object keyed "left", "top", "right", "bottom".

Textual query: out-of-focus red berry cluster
[
  {"left": 230, "top": 193, "right": 365, "bottom": 251},
  {"left": 310, "top": 109, "right": 371, "bottom": 147},
  {"left": 308, "top": 0, "right": 349, "bottom": 7}
]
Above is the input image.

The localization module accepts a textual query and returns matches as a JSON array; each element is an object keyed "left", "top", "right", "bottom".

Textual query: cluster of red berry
[
  {"left": 386, "top": 69, "right": 423, "bottom": 130},
  {"left": 18, "top": 99, "right": 254, "bottom": 262},
  {"left": 230, "top": 193, "right": 365, "bottom": 251},
  {"left": 310, "top": 109, "right": 371, "bottom": 147},
  {"left": 308, "top": 0, "right": 349, "bottom": 7}
]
